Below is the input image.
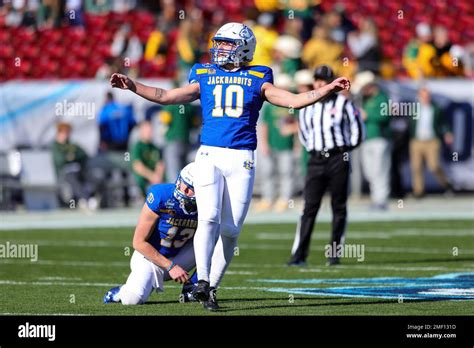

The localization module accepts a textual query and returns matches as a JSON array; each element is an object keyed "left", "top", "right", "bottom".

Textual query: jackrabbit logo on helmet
[{"left": 239, "top": 26, "right": 252, "bottom": 39}]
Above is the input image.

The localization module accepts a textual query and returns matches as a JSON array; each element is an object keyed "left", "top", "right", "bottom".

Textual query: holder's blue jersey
[
  {"left": 189, "top": 63, "right": 273, "bottom": 150},
  {"left": 145, "top": 184, "right": 198, "bottom": 258}
]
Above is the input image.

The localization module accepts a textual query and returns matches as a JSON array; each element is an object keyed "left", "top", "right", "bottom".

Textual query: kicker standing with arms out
[{"left": 110, "top": 22, "right": 351, "bottom": 311}]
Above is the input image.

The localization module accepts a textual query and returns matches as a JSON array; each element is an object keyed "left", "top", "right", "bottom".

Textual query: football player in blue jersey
[
  {"left": 103, "top": 163, "right": 199, "bottom": 305},
  {"left": 110, "top": 22, "right": 351, "bottom": 311}
]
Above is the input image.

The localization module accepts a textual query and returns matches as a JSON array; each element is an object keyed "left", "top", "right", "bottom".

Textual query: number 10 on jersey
[{"left": 212, "top": 84, "right": 244, "bottom": 118}]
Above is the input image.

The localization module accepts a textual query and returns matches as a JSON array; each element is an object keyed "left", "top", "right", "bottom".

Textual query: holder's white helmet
[
  {"left": 174, "top": 162, "right": 197, "bottom": 215},
  {"left": 210, "top": 22, "right": 256, "bottom": 66}
]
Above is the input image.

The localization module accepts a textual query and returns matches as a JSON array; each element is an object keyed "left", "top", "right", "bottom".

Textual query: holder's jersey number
[{"left": 160, "top": 227, "right": 195, "bottom": 248}]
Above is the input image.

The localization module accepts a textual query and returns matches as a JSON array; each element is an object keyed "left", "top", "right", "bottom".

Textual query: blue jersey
[
  {"left": 189, "top": 63, "right": 273, "bottom": 150},
  {"left": 145, "top": 184, "right": 198, "bottom": 258}
]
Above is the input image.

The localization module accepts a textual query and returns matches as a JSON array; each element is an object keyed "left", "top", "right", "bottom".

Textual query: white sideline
[{"left": 1, "top": 196, "right": 473, "bottom": 230}]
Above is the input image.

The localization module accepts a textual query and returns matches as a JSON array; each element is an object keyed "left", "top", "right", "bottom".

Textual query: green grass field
[{"left": 0, "top": 220, "right": 473, "bottom": 315}]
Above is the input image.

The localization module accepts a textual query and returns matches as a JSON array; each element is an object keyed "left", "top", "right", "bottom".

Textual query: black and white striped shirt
[{"left": 298, "top": 94, "right": 364, "bottom": 152}]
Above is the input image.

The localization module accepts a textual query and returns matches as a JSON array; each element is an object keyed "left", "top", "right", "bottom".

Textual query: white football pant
[
  {"left": 193, "top": 145, "right": 255, "bottom": 287},
  {"left": 118, "top": 240, "right": 195, "bottom": 305}
]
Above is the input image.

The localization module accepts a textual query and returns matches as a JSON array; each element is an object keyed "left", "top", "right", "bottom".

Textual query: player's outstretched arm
[
  {"left": 262, "top": 77, "right": 351, "bottom": 109},
  {"left": 132, "top": 204, "right": 189, "bottom": 283},
  {"left": 110, "top": 73, "right": 200, "bottom": 105}
]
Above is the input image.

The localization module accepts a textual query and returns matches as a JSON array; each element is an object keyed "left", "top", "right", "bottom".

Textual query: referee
[{"left": 288, "top": 65, "right": 364, "bottom": 266}]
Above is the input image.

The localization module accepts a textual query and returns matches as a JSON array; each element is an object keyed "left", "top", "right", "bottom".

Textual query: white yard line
[
  {"left": 1, "top": 256, "right": 472, "bottom": 269},
  {"left": 256, "top": 230, "right": 474, "bottom": 240},
  {"left": 0, "top": 260, "right": 129, "bottom": 267},
  {"left": 38, "top": 276, "right": 83, "bottom": 281},
  {"left": 0, "top": 312, "right": 90, "bottom": 316},
  {"left": 237, "top": 243, "right": 474, "bottom": 254},
  {"left": 0, "top": 240, "right": 128, "bottom": 247},
  {"left": 0, "top": 279, "right": 269, "bottom": 292},
  {"left": 0, "top": 280, "right": 118, "bottom": 287}
]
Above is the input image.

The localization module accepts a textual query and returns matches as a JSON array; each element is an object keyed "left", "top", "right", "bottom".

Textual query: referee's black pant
[{"left": 290, "top": 151, "right": 349, "bottom": 263}]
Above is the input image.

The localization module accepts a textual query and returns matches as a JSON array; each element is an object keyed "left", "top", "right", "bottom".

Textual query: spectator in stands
[
  {"left": 111, "top": 24, "right": 143, "bottom": 78},
  {"left": 282, "top": 14, "right": 305, "bottom": 40},
  {"left": 65, "top": 0, "right": 84, "bottom": 27},
  {"left": 256, "top": 74, "right": 297, "bottom": 213},
  {"left": 332, "top": 3, "right": 356, "bottom": 40},
  {"left": 95, "top": 57, "right": 120, "bottom": 80},
  {"left": 281, "top": 1, "right": 314, "bottom": 41},
  {"left": 355, "top": 72, "right": 391, "bottom": 210},
  {"left": 158, "top": 87, "right": 199, "bottom": 182},
  {"left": 403, "top": 22, "right": 433, "bottom": 79},
  {"left": 2, "top": 0, "right": 39, "bottom": 27},
  {"left": 251, "top": 12, "right": 279, "bottom": 67},
  {"left": 449, "top": 44, "right": 467, "bottom": 77},
  {"left": 131, "top": 120, "right": 165, "bottom": 197},
  {"left": 409, "top": 87, "right": 453, "bottom": 198},
  {"left": 325, "top": 10, "right": 346, "bottom": 44},
  {"left": 84, "top": 0, "right": 112, "bottom": 14},
  {"left": 272, "top": 35, "right": 302, "bottom": 76},
  {"left": 461, "top": 42, "right": 474, "bottom": 78},
  {"left": 176, "top": 15, "right": 202, "bottom": 83},
  {"left": 302, "top": 24, "right": 343, "bottom": 74},
  {"left": 347, "top": 18, "right": 381, "bottom": 74},
  {"left": 254, "top": 0, "right": 278, "bottom": 13},
  {"left": 111, "top": 0, "right": 136, "bottom": 13},
  {"left": 2, "top": 1, "right": 21, "bottom": 27},
  {"left": 143, "top": 14, "right": 169, "bottom": 74},
  {"left": 52, "top": 122, "right": 97, "bottom": 210},
  {"left": 37, "top": 0, "right": 62, "bottom": 28},
  {"left": 416, "top": 25, "right": 463, "bottom": 78}
]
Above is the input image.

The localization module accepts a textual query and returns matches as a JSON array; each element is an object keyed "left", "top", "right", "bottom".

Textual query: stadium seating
[{"left": 0, "top": 1, "right": 472, "bottom": 80}]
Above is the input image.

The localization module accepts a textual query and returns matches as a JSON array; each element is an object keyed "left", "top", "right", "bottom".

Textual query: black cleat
[
  {"left": 192, "top": 280, "right": 210, "bottom": 302},
  {"left": 179, "top": 281, "right": 197, "bottom": 303},
  {"left": 326, "top": 257, "right": 340, "bottom": 266},
  {"left": 287, "top": 260, "right": 307, "bottom": 267},
  {"left": 202, "top": 287, "right": 219, "bottom": 312}
]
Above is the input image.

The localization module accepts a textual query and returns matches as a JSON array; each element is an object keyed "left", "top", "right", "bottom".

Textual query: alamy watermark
[
  {"left": 324, "top": 242, "right": 365, "bottom": 262},
  {"left": 18, "top": 322, "right": 55, "bottom": 341},
  {"left": 0, "top": 241, "right": 38, "bottom": 262},
  {"left": 381, "top": 99, "right": 421, "bottom": 119},
  {"left": 55, "top": 99, "right": 96, "bottom": 119}
]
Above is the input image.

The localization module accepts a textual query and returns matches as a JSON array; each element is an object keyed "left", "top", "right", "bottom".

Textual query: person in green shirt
[
  {"left": 159, "top": 100, "right": 198, "bottom": 182},
  {"left": 131, "top": 120, "right": 165, "bottom": 197},
  {"left": 255, "top": 74, "right": 297, "bottom": 213},
  {"left": 52, "top": 122, "right": 96, "bottom": 210},
  {"left": 359, "top": 78, "right": 392, "bottom": 210}
]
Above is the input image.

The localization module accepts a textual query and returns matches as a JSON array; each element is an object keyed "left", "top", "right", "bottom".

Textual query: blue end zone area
[{"left": 255, "top": 273, "right": 474, "bottom": 301}]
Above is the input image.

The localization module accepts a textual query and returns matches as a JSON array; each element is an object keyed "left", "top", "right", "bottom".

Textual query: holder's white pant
[{"left": 118, "top": 241, "right": 195, "bottom": 305}]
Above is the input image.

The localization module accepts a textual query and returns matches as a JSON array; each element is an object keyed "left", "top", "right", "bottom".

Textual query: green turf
[{"left": 0, "top": 220, "right": 473, "bottom": 315}]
